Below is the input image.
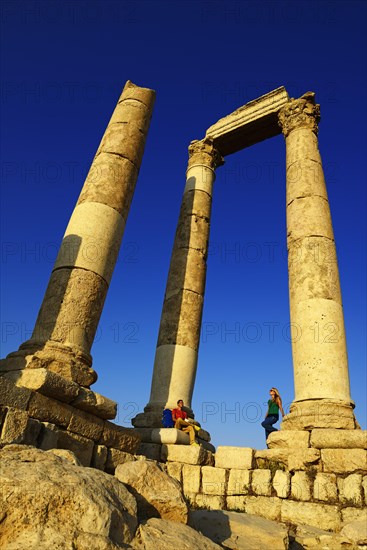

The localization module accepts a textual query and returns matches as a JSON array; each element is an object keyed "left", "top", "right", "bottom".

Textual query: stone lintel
[{"left": 205, "top": 86, "right": 289, "bottom": 156}]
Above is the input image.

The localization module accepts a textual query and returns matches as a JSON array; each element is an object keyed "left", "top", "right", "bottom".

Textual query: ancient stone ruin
[{"left": 1, "top": 81, "right": 366, "bottom": 547}]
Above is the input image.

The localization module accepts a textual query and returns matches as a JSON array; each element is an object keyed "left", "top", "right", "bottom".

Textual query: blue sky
[{"left": 1, "top": 0, "right": 366, "bottom": 449}]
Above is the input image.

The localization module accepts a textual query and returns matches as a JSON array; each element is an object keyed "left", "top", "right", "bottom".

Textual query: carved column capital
[
  {"left": 278, "top": 92, "right": 320, "bottom": 137},
  {"left": 188, "top": 137, "right": 224, "bottom": 170}
]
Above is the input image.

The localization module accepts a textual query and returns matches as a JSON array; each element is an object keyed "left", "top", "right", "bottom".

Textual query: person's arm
[{"left": 172, "top": 409, "right": 177, "bottom": 421}]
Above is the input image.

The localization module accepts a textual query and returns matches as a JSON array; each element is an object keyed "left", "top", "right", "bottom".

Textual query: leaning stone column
[
  {"left": 1, "top": 81, "right": 155, "bottom": 389},
  {"left": 278, "top": 92, "right": 357, "bottom": 429},
  {"left": 133, "top": 138, "right": 224, "bottom": 427}
]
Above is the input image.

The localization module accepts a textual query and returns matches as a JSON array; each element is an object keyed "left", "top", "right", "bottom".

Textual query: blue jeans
[{"left": 261, "top": 414, "right": 279, "bottom": 440}]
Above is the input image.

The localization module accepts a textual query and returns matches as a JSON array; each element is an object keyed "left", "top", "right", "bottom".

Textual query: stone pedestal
[
  {"left": 133, "top": 138, "right": 223, "bottom": 428},
  {"left": 1, "top": 81, "right": 155, "bottom": 413},
  {"left": 278, "top": 92, "right": 356, "bottom": 430}
]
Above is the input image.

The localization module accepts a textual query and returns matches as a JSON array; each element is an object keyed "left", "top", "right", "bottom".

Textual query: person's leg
[
  {"left": 174, "top": 418, "right": 186, "bottom": 430},
  {"left": 261, "top": 415, "right": 279, "bottom": 439}
]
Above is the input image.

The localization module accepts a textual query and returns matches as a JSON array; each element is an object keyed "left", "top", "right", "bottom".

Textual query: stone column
[
  {"left": 133, "top": 138, "right": 224, "bottom": 427},
  {"left": 1, "top": 81, "right": 155, "bottom": 388},
  {"left": 278, "top": 92, "right": 356, "bottom": 429}
]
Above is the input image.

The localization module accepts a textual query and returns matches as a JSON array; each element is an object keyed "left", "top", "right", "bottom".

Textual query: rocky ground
[{"left": 1, "top": 445, "right": 366, "bottom": 549}]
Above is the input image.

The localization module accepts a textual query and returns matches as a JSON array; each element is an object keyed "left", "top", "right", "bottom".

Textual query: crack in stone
[
  {"left": 95, "top": 150, "right": 138, "bottom": 170},
  {"left": 52, "top": 265, "right": 109, "bottom": 288},
  {"left": 287, "top": 195, "right": 328, "bottom": 207}
]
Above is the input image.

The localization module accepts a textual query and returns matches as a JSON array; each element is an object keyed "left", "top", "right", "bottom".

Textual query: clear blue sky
[{"left": 1, "top": 0, "right": 366, "bottom": 449}]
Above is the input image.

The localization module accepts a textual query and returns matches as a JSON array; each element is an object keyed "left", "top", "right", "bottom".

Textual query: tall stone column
[
  {"left": 278, "top": 92, "right": 356, "bottom": 429},
  {"left": 133, "top": 138, "right": 224, "bottom": 427},
  {"left": 1, "top": 81, "right": 155, "bottom": 388}
]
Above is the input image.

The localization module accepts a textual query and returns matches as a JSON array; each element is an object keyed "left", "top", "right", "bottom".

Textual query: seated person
[{"left": 172, "top": 399, "right": 198, "bottom": 446}]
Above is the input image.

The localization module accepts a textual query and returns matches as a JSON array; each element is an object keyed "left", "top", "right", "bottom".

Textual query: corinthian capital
[
  {"left": 278, "top": 92, "right": 320, "bottom": 137},
  {"left": 188, "top": 137, "right": 224, "bottom": 170}
]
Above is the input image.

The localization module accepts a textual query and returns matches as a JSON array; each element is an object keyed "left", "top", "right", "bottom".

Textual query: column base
[
  {"left": 0, "top": 339, "right": 97, "bottom": 387},
  {"left": 132, "top": 403, "right": 195, "bottom": 429},
  {"left": 281, "top": 399, "right": 358, "bottom": 430}
]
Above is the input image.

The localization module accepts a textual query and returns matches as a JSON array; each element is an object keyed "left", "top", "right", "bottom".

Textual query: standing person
[
  {"left": 261, "top": 387, "right": 284, "bottom": 446},
  {"left": 172, "top": 399, "right": 198, "bottom": 446}
]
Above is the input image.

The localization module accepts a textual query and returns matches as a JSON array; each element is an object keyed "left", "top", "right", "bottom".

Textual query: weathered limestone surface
[
  {"left": 215, "top": 446, "right": 254, "bottom": 469},
  {"left": 201, "top": 465, "right": 227, "bottom": 495},
  {"left": 287, "top": 448, "right": 320, "bottom": 471},
  {"left": 189, "top": 510, "right": 289, "bottom": 550},
  {"left": 252, "top": 469, "right": 272, "bottom": 496},
  {"left": 182, "top": 464, "right": 201, "bottom": 494},
  {"left": 205, "top": 86, "right": 289, "bottom": 155},
  {"left": 132, "top": 518, "right": 222, "bottom": 550},
  {"left": 313, "top": 472, "right": 338, "bottom": 502},
  {"left": 281, "top": 500, "right": 340, "bottom": 531},
  {"left": 115, "top": 460, "right": 189, "bottom": 523},
  {"left": 165, "top": 461, "right": 183, "bottom": 484},
  {"left": 194, "top": 493, "right": 226, "bottom": 510},
  {"left": 151, "top": 427, "right": 190, "bottom": 445},
  {"left": 338, "top": 474, "right": 363, "bottom": 506},
  {"left": 291, "top": 471, "right": 312, "bottom": 501},
  {"left": 341, "top": 520, "right": 367, "bottom": 546},
  {"left": 227, "top": 468, "right": 251, "bottom": 495},
  {"left": 267, "top": 429, "right": 309, "bottom": 449},
  {"left": 310, "top": 429, "right": 367, "bottom": 449},
  {"left": 273, "top": 470, "right": 291, "bottom": 499},
  {"left": 321, "top": 449, "right": 367, "bottom": 473},
  {"left": 161, "top": 443, "right": 214, "bottom": 465},
  {"left": 244, "top": 496, "right": 282, "bottom": 521},
  {"left": 0, "top": 445, "right": 137, "bottom": 549}
]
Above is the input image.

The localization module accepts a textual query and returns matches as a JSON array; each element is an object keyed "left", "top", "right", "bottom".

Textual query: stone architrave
[
  {"left": 278, "top": 92, "right": 356, "bottom": 430},
  {"left": 1, "top": 81, "right": 155, "bottom": 393},
  {"left": 133, "top": 138, "right": 223, "bottom": 427}
]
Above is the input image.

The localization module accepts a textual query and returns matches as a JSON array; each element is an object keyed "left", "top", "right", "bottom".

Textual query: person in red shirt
[{"left": 172, "top": 399, "right": 198, "bottom": 445}]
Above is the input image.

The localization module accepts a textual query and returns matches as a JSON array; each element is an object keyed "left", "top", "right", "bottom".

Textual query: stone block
[
  {"left": 288, "top": 448, "right": 320, "bottom": 471},
  {"left": 313, "top": 473, "right": 337, "bottom": 502},
  {"left": 201, "top": 466, "right": 227, "bottom": 496},
  {"left": 291, "top": 471, "right": 312, "bottom": 501},
  {"left": 226, "top": 495, "right": 246, "bottom": 512},
  {"left": 281, "top": 500, "right": 341, "bottom": 531},
  {"left": 244, "top": 496, "right": 282, "bottom": 522},
  {"left": 38, "top": 422, "right": 60, "bottom": 450},
  {"left": 137, "top": 442, "right": 161, "bottom": 461},
  {"left": 363, "top": 475, "right": 367, "bottom": 506},
  {"left": 57, "top": 430, "right": 94, "bottom": 466},
  {"left": 255, "top": 449, "right": 289, "bottom": 468},
  {"left": 272, "top": 470, "right": 290, "bottom": 498},
  {"left": 151, "top": 428, "right": 189, "bottom": 445},
  {"left": 341, "top": 519, "right": 367, "bottom": 547},
  {"left": 227, "top": 469, "right": 251, "bottom": 496},
  {"left": 341, "top": 507, "right": 367, "bottom": 524},
  {"left": 71, "top": 387, "right": 117, "bottom": 420},
  {"left": 91, "top": 444, "right": 108, "bottom": 470},
  {"left": 161, "top": 444, "right": 212, "bottom": 465},
  {"left": 338, "top": 474, "right": 363, "bottom": 506},
  {"left": 195, "top": 494, "right": 225, "bottom": 510},
  {"left": 321, "top": 449, "right": 367, "bottom": 474},
  {"left": 105, "top": 448, "right": 135, "bottom": 474},
  {"left": 251, "top": 469, "right": 272, "bottom": 496},
  {"left": 4, "top": 368, "right": 80, "bottom": 403},
  {"left": 267, "top": 430, "right": 310, "bottom": 449},
  {"left": 0, "top": 408, "right": 42, "bottom": 446},
  {"left": 182, "top": 464, "right": 201, "bottom": 494},
  {"left": 0, "top": 375, "right": 32, "bottom": 410},
  {"left": 27, "top": 392, "right": 73, "bottom": 428},
  {"left": 165, "top": 462, "right": 183, "bottom": 484},
  {"left": 68, "top": 409, "right": 104, "bottom": 441},
  {"left": 310, "top": 429, "right": 367, "bottom": 449},
  {"left": 215, "top": 446, "right": 254, "bottom": 470},
  {"left": 99, "top": 421, "right": 141, "bottom": 453}
]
